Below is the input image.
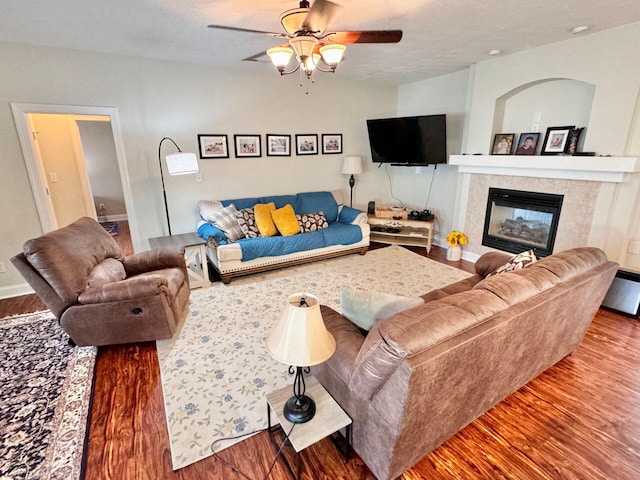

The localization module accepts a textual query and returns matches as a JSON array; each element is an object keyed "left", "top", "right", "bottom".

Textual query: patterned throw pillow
[
  {"left": 235, "top": 208, "right": 260, "bottom": 238},
  {"left": 296, "top": 212, "right": 329, "bottom": 233},
  {"left": 210, "top": 204, "right": 245, "bottom": 242},
  {"left": 486, "top": 249, "right": 537, "bottom": 277}
]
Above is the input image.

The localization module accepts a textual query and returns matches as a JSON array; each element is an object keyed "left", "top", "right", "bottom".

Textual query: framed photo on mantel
[
  {"left": 541, "top": 126, "right": 574, "bottom": 155},
  {"left": 492, "top": 133, "right": 515, "bottom": 155},
  {"left": 515, "top": 133, "right": 540, "bottom": 155}
]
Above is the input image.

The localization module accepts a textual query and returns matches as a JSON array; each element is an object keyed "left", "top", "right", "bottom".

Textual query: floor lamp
[
  {"left": 341, "top": 156, "right": 363, "bottom": 207},
  {"left": 158, "top": 137, "right": 199, "bottom": 236}
]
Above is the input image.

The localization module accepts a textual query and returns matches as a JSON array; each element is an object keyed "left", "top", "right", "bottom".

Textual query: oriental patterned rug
[
  {"left": 157, "top": 245, "right": 472, "bottom": 470},
  {"left": 0, "top": 311, "right": 96, "bottom": 480}
]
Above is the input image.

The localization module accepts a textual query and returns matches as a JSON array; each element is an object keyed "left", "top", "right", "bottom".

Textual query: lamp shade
[
  {"left": 266, "top": 293, "right": 336, "bottom": 367},
  {"left": 341, "top": 155, "right": 363, "bottom": 175},
  {"left": 166, "top": 152, "right": 199, "bottom": 176}
]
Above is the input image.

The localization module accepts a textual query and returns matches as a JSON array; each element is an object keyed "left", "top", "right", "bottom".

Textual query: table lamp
[{"left": 266, "top": 293, "right": 336, "bottom": 423}]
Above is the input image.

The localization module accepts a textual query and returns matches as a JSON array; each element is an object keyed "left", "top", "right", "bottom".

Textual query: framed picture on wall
[
  {"left": 234, "top": 135, "right": 261, "bottom": 157},
  {"left": 197, "top": 134, "right": 228, "bottom": 159},
  {"left": 541, "top": 126, "right": 574, "bottom": 155},
  {"left": 295, "top": 134, "right": 318, "bottom": 155},
  {"left": 266, "top": 134, "right": 291, "bottom": 156},
  {"left": 492, "top": 133, "right": 515, "bottom": 155},
  {"left": 321, "top": 134, "right": 342, "bottom": 154},
  {"left": 514, "top": 133, "right": 540, "bottom": 155}
]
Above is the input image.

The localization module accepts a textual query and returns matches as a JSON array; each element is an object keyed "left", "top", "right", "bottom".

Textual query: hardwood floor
[{"left": 2, "top": 244, "right": 640, "bottom": 479}]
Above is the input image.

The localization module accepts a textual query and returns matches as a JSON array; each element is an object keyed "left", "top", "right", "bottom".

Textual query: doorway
[{"left": 11, "top": 103, "right": 138, "bottom": 251}]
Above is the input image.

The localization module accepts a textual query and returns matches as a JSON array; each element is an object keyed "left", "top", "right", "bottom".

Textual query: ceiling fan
[{"left": 208, "top": 0, "right": 402, "bottom": 79}]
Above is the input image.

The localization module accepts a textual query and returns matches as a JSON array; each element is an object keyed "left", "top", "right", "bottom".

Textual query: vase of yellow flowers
[{"left": 445, "top": 230, "right": 468, "bottom": 261}]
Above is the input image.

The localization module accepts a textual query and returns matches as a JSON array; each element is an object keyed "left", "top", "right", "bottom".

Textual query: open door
[{"left": 11, "top": 103, "right": 138, "bottom": 250}]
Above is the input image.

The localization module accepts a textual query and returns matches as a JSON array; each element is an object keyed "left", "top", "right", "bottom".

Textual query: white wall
[
  {"left": 392, "top": 69, "right": 470, "bottom": 243},
  {"left": 0, "top": 42, "right": 397, "bottom": 295},
  {"left": 77, "top": 120, "right": 126, "bottom": 217}
]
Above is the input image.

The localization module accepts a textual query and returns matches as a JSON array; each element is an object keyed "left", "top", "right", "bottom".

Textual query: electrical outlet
[
  {"left": 195, "top": 173, "right": 202, "bottom": 183},
  {"left": 0, "top": 261, "right": 6, "bottom": 273},
  {"left": 629, "top": 240, "right": 640, "bottom": 254}
]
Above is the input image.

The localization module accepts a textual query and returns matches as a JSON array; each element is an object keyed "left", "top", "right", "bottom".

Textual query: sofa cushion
[
  {"left": 297, "top": 212, "right": 329, "bottom": 233},
  {"left": 271, "top": 204, "right": 300, "bottom": 236},
  {"left": 210, "top": 204, "right": 245, "bottom": 242},
  {"left": 254, "top": 202, "right": 278, "bottom": 237},
  {"left": 235, "top": 207, "right": 260, "bottom": 238},
  {"left": 341, "top": 286, "right": 424, "bottom": 331},
  {"left": 295, "top": 191, "right": 339, "bottom": 223},
  {"left": 87, "top": 258, "right": 126, "bottom": 288},
  {"left": 486, "top": 250, "right": 537, "bottom": 277}
]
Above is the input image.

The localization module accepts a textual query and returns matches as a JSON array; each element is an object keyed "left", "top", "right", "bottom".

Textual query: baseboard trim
[
  {"left": 101, "top": 214, "right": 128, "bottom": 222},
  {"left": 0, "top": 283, "right": 35, "bottom": 299}
]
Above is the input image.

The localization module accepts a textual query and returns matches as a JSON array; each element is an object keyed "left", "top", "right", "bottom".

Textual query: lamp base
[{"left": 283, "top": 394, "right": 316, "bottom": 424}]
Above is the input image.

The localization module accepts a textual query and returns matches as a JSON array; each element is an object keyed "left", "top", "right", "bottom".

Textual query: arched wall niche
[{"left": 491, "top": 78, "right": 595, "bottom": 152}]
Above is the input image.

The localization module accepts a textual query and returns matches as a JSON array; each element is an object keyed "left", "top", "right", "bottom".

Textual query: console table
[
  {"left": 368, "top": 214, "right": 435, "bottom": 253},
  {"left": 148, "top": 232, "right": 210, "bottom": 289}
]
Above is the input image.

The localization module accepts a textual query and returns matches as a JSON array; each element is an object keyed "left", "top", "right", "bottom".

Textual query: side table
[
  {"left": 148, "top": 232, "right": 210, "bottom": 289},
  {"left": 368, "top": 213, "right": 435, "bottom": 253},
  {"left": 266, "top": 376, "right": 352, "bottom": 479}
]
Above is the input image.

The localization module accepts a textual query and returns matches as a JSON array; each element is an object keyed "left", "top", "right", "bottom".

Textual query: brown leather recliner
[{"left": 11, "top": 217, "right": 190, "bottom": 346}]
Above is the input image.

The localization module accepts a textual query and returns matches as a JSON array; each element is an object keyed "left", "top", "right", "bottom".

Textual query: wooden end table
[
  {"left": 148, "top": 232, "right": 210, "bottom": 289},
  {"left": 266, "top": 375, "right": 352, "bottom": 479}
]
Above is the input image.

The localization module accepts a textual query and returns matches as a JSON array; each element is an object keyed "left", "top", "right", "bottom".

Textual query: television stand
[{"left": 368, "top": 214, "right": 435, "bottom": 253}]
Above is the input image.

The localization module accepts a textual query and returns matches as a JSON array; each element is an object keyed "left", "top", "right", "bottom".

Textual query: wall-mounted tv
[{"left": 366, "top": 114, "right": 447, "bottom": 165}]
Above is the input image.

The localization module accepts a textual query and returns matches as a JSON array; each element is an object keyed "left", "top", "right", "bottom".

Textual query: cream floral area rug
[
  {"left": 0, "top": 311, "right": 96, "bottom": 480},
  {"left": 157, "top": 245, "right": 472, "bottom": 469}
]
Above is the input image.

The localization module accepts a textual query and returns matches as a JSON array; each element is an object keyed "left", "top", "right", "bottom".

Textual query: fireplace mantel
[{"left": 449, "top": 155, "right": 640, "bottom": 182}]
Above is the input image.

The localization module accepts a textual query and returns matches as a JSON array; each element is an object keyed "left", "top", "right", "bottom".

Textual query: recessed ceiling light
[
  {"left": 488, "top": 49, "right": 501, "bottom": 56},
  {"left": 571, "top": 25, "right": 589, "bottom": 34}
]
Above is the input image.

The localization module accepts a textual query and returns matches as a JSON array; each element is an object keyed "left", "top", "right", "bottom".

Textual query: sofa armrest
[
  {"left": 475, "top": 251, "right": 513, "bottom": 277},
  {"left": 338, "top": 206, "right": 367, "bottom": 225},
  {"left": 77, "top": 274, "right": 170, "bottom": 304},
  {"left": 319, "top": 305, "right": 366, "bottom": 384},
  {"left": 122, "top": 246, "right": 185, "bottom": 276}
]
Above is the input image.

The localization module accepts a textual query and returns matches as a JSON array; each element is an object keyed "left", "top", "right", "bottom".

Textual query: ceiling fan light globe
[
  {"left": 319, "top": 44, "right": 346, "bottom": 68},
  {"left": 267, "top": 46, "right": 294, "bottom": 70},
  {"left": 289, "top": 35, "right": 318, "bottom": 59}
]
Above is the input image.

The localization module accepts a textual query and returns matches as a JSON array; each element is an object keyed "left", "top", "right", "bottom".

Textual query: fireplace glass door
[{"left": 482, "top": 188, "right": 563, "bottom": 257}]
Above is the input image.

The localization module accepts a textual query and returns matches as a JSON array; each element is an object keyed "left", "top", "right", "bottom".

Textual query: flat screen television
[{"left": 366, "top": 114, "right": 447, "bottom": 165}]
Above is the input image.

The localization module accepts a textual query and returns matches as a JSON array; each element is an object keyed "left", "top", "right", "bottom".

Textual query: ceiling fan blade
[
  {"left": 324, "top": 30, "right": 403, "bottom": 44},
  {"left": 242, "top": 51, "right": 268, "bottom": 62},
  {"left": 302, "top": 0, "right": 342, "bottom": 34},
  {"left": 242, "top": 42, "right": 290, "bottom": 62},
  {"left": 208, "top": 24, "right": 287, "bottom": 38}
]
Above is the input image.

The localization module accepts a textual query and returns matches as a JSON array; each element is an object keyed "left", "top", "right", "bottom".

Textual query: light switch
[
  {"left": 196, "top": 173, "right": 202, "bottom": 183},
  {"left": 49, "top": 172, "right": 58, "bottom": 183}
]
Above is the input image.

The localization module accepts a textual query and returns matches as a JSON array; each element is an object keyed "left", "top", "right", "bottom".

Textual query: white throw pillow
[
  {"left": 209, "top": 204, "right": 245, "bottom": 242},
  {"left": 198, "top": 200, "right": 225, "bottom": 222},
  {"left": 340, "top": 285, "right": 424, "bottom": 331}
]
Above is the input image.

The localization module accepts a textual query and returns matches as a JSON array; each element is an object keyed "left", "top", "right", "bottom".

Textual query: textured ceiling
[{"left": 2, "top": 0, "right": 640, "bottom": 85}]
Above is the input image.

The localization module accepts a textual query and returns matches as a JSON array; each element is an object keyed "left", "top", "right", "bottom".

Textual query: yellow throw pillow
[
  {"left": 271, "top": 204, "right": 300, "bottom": 236},
  {"left": 254, "top": 202, "right": 277, "bottom": 237}
]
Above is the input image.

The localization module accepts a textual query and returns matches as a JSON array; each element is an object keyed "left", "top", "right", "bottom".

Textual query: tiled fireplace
[{"left": 449, "top": 155, "right": 640, "bottom": 267}]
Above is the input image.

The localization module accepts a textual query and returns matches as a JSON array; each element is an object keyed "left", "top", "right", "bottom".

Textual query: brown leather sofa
[
  {"left": 312, "top": 247, "right": 617, "bottom": 480},
  {"left": 11, "top": 217, "right": 190, "bottom": 346}
]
